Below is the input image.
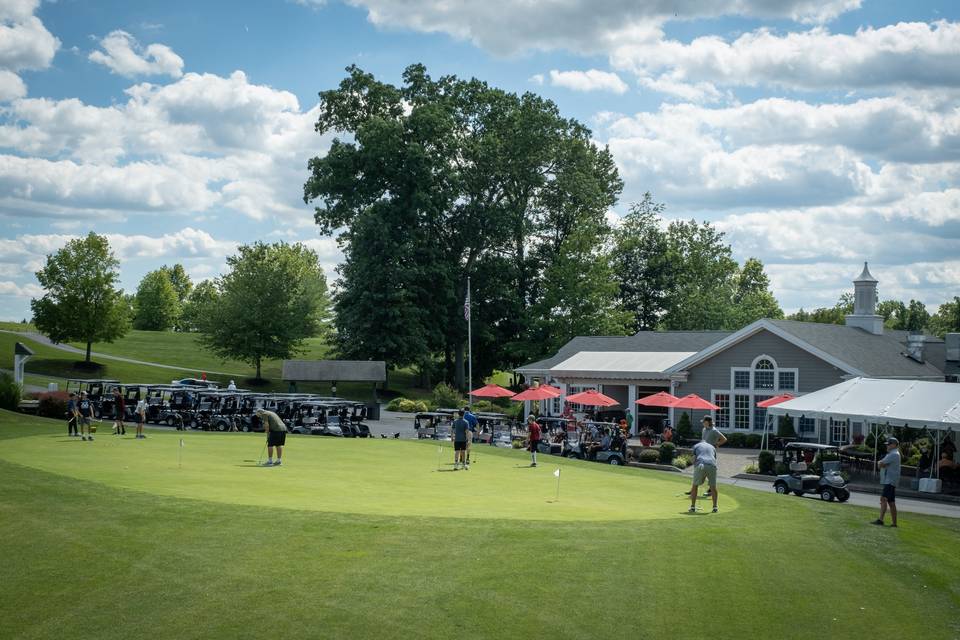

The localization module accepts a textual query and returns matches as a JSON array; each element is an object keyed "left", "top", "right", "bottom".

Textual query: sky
[{"left": 1, "top": 0, "right": 960, "bottom": 321}]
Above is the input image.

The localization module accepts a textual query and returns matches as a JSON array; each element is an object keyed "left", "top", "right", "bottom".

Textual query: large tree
[
  {"left": 198, "top": 242, "right": 331, "bottom": 380},
  {"left": 304, "top": 64, "right": 625, "bottom": 386},
  {"left": 133, "top": 269, "right": 180, "bottom": 331},
  {"left": 179, "top": 280, "right": 219, "bottom": 333},
  {"left": 929, "top": 296, "right": 960, "bottom": 337},
  {"left": 611, "top": 193, "right": 671, "bottom": 331},
  {"left": 732, "top": 257, "right": 784, "bottom": 326},
  {"left": 31, "top": 232, "right": 130, "bottom": 362}
]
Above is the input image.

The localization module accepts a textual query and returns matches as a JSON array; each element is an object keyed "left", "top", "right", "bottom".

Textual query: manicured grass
[{"left": 1, "top": 410, "right": 958, "bottom": 639}]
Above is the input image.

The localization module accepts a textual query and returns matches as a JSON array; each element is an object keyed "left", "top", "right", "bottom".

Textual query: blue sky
[{"left": 1, "top": 0, "right": 959, "bottom": 320}]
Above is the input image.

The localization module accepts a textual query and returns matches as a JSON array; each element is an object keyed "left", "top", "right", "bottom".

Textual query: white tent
[{"left": 766, "top": 377, "right": 960, "bottom": 431}]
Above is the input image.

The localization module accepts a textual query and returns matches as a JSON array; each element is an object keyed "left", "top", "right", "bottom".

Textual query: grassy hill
[{"left": 1, "top": 410, "right": 958, "bottom": 639}]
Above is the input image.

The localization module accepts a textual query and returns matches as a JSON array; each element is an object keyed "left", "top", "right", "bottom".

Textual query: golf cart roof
[
  {"left": 66, "top": 378, "right": 120, "bottom": 384},
  {"left": 784, "top": 442, "right": 840, "bottom": 451}
]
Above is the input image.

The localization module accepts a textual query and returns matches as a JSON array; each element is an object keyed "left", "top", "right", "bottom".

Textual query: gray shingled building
[{"left": 516, "top": 263, "right": 959, "bottom": 444}]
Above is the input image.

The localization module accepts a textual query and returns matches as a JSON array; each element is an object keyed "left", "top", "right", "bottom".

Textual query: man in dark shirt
[
  {"left": 66, "top": 392, "right": 78, "bottom": 437},
  {"left": 452, "top": 410, "right": 470, "bottom": 470},
  {"left": 527, "top": 415, "right": 542, "bottom": 467},
  {"left": 256, "top": 408, "right": 288, "bottom": 467},
  {"left": 77, "top": 391, "right": 94, "bottom": 441}
]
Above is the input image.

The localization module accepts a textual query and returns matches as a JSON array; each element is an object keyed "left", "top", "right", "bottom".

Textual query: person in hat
[
  {"left": 872, "top": 437, "right": 901, "bottom": 527},
  {"left": 687, "top": 416, "right": 727, "bottom": 496},
  {"left": 256, "top": 408, "right": 287, "bottom": 467}
]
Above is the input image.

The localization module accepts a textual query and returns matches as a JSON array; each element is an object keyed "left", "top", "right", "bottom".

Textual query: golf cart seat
[{"left": 789, "top": 461, "right": 808, "bottom": 474}]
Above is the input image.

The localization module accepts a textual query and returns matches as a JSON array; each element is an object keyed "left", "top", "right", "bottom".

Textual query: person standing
[
  {"left": 112, "top": 388, "right": 126, "bottom": 436},
  {"left": 527, "top": 415, "right": 542, "bottom": 467},
  {"left": 625, "top": 411, "right": 634, "bottom": 436},
  {"left": 66, "top": 392, "right": 79, "bottom": 437},
  {"left": 463, "top": 406, "right": 479, "bottom": 464},
  {"left": 452, "top": 410, "right": 470, "bottom": 470},
  {"left": 696, "top": 416, "right": 726, "bottom": 496},
  {"left": 872, "top": 437, "right": 901, "bottom": 527},
  {"left": 689, "top": 441, "right": 719, "bottom": 513},
  {"left": 135, "top": 396, "right": 147, "bottom": 439},
  {"left": 77, "top": 391, "right": 94, "bottom": 441},
  {"left": 256, "top": 408, "right": 287, "bottom": 467},
  {"left": 227, "top": 380, "right": 237, "bottom": 391}
]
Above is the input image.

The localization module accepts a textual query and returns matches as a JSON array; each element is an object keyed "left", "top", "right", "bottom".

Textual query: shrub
[
  {"left": 725, "top": 432, "right": 746, "bottom": 448},
  {"left": 745, "top": 434, "right": 763, "bottom": 449},
  {"left": 36, "top": 391, "right": 69, "bottom": 419},
  {"left": 395, "top": 399, "right": 427, "bottom": 413},
  {"left": 758, "top": 450, "right": 776, "bottom": 475},
  {"left": 776, "top": 416, "right": 796, "bottom": 438},
  {"left": 0, "top": 372, "right": 21, "bottom": 410},
  {"left": 676, "top": 411, "right": 694, "bottom": 442},
  {"left": 386, "top": 397, "right": 405, "bottom": 411},
  {"left": 659, "top": 441, "right": 677, "bottom": 464},
  {"left": 673, "top": 455, "right": 692, "bottom": 470},
  {"left": 744, "top": 464, "right": 760, "bottom": 474},
  {"left": 512, "top": 440, "right": 524, "bottom": 449},
  {"left": 432, "top": 382, "right": 464, "bottom": 410},
  {"left": 638, "top": 448, "right": 660, "bottom": 464},
  {"left": 775, "top": 462, "right": 788, "bottom": 475}
]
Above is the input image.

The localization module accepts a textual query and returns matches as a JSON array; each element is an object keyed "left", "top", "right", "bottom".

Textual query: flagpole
[{"left": 467, "top": 276, "right": 473, "bottom": 410}]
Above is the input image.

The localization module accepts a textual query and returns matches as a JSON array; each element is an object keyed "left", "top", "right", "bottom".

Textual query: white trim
[
  {"left": 751, "top": 354, "right": 778, "bottom": 369},
  {"left": 665, "top": 319, "right": 864, "bottom": 377}
]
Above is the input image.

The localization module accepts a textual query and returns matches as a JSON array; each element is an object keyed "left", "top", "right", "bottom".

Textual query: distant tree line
[{"left": 788, "top": 293, "right": 960, "bottom": 336}]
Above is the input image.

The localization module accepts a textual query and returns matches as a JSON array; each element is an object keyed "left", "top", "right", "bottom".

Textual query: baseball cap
[{"left": 886, "top": 437, "right": 899, "bottom": 445}]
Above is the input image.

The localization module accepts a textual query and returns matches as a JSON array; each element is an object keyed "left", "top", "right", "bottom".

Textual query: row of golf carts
[
  {"left": 413, "top": 412, "right": 629, "bottom": 465},
  {"left": 65, "top": 378, "right": 373, "bottom": 437}
]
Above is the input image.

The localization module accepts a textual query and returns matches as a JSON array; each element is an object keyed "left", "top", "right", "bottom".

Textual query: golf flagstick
[
  {"left": 554, "top": 467, "right": 561, "bottom": 501},
  {"left": 436, "top": 443, "right": 443, "bottom": 471},
  {"left": 178, "top": 438, "right": 184, "bottom": 469}
]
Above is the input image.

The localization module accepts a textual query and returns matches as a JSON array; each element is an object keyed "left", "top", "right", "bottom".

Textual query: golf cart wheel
[
  {"left": 820, "top": 489, "right": 835, "bottom": 502},
  {"left": 243, "top": 425, "right": 250, "bottom": 432},
  {"left": 216, "top": 421, "right": 226, "bottom": 432},
  {"left": 793, "top": 491, "right": 804, "bottom": 497},
  {"left": 165, "top": 416, "right": 174, "bottom": 426},
  {"left": 774, "top": 482, "right": 790, "bottom": 495},
  {"left": 190, "top": 418, "right": 199, "bottom": 430},
  {"left": 837, "top": 491, "right": 850, "bottom": 503},
  {"left": 608, "top": 457, "right": 622, "bottom": 466}
]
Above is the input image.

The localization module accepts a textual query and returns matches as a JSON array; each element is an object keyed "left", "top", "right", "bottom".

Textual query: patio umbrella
[
  {"left": 511, "top": 386, "right": 561, "bottom": 402},
  {"left": 469, "top": 384, "right": 515, "bottom": 398},
  {"left": 635, "top": 391, "right": 679, "bottom": 407},
  {"left": 757, "top": 394, "right": 795, "bottom": 451},
  {"left": 565, "top": 389, "right": 619, "bottom": 407},
  {"left": 540, "top": 385, "right": 562, "bottom": 397},
  {"left": 669, "top": 394, "right": 720, "bottom": 411}
]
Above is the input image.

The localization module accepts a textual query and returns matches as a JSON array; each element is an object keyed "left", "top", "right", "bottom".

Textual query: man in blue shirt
[
  {"left": 689, "top": 441, "right": 719, "bottom": 513},
  {"left": 66, "top": 392, "right": 78, "bottom": 437},
  {"left": 872, "top": 437, "right": 901, "bottom": 527},
  {"left": 462, "top": 406, "right": 479, "bottom": 464},
  {"left": 452, "top": 410, "right": 470, "bottom": 470}
]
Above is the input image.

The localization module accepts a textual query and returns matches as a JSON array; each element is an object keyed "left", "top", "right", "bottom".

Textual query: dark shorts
[
  {"left": 79, "top": 415, "right": 91, "bottom": 425},
  {"left": 454, "top": 440, "right": 467, "bottom": 451},
  {"left": 136, "top": 414, "right": 144, "bottom": 425},
  {"left": 268, "top": 430, "right": 286, "bottom": 447},
  {"left": 528, "top": 439, "right": 541, "bottom": 452},
  {"left": 881, "top": 484, "right": 896, "bottom": 502}
]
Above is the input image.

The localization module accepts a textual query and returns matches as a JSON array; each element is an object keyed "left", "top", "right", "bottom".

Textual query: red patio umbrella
[
  {"left": 469, "top": 383, "right": 515, "bottom": 398},
  {"left": 756, "top": 394, "right": 795, "bottom": 408},
  {"left": 635, "top": 391, "right": 679, "bottom": 407},
  {"left": 511, "top": 386, "right": 561, "bottom": 402},
  {"left": 669, "top": 393, "right": 720, "bottom": 411},
  {"left": 564, "top": 389, "right": 619, "bottom": 407}
]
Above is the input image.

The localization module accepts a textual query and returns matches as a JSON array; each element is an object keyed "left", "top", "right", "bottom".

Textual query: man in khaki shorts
[{"left": 689, "top": 441, "right": 719, "bottom": 513}]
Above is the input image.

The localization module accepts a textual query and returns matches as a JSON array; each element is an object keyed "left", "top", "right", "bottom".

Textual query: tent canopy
[{"left": 767, "top": 377, "right": 960, "bottom": 431}]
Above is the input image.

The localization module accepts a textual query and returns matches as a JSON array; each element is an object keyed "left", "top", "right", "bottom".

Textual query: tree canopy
[
  {"left": 133, "top": 269, "right": 180, "bottom": 331},
  {"left": 30, "top": 232, "right": 130, "bottom": 362},
  {"left": 197, "top": 242, "right": 331, "bottom": 380}
]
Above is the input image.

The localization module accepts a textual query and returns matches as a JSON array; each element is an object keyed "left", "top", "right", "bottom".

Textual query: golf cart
[
  {"left": 773, "top": 442, "right": 850, "bottom": 502},
  {"left": 535, "top": 417, "right": 572, "bottom": 455}
]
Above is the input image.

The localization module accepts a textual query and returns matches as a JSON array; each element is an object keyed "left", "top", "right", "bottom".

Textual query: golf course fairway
[{"left": 2, "top": 410, "right": 958, "bottom": 640}]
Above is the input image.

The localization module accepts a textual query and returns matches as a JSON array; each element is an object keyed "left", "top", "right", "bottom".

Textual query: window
[
  {"left": 734, "top": 394, "right": 751, "bottom": 429},
  {"left": 713, "top": 394, "right": 730, "bottom": 430},
  {"left": 799, "top": 417, "right": 816, "bottom": 434},
  {"left": 830, "top": 418, "right": 849, "bottom": 444},
  {"left": 778, "top": 371, "right": 796, "bottom": 391},
  {"left": 754, "top": 359, "right": 775, "bottom": 389},
  {"left": 734, "top": 370, "right": 751, "bottom": 389},
  {"left": 754, "top": 396, "right": 772, "bottom": 431}
]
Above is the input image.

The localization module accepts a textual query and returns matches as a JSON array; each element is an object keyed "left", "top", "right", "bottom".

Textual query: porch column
[
  {"left": 559, "top": 381, "right": 567, "bottom": 415},
  {"left": 668, "top": 380, "right": 677, "bottom": 428},
  {"left": 627, "top": 384, "right": 637, "bottom": 435}
]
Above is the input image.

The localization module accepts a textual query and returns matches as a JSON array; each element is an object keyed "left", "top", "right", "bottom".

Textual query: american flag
[{"left": 463, "top": 291, "right": 471, "bottom": 321}]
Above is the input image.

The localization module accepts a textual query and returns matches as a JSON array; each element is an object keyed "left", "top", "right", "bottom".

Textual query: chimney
[
  {"left": 947, "top": 333, "right": 960, "bottom": 362},
  {"left": 905, "top": 333, "right": 925, "bottom": 363},
  {"left": 844, "top": 262, "right": 884, "bottom": 335}
]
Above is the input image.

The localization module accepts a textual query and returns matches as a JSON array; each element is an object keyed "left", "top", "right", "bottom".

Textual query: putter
[{"left": 256, "top": 442, "right": 267, "bottom": 466}]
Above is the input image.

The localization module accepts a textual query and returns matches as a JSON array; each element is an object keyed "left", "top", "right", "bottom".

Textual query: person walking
[
  {"left": 77, "top": 391, "right": 94, "bottom": 441},
  {"left": 66, "top": 392, "right": 79, "bottom": 437},
  {"left": 452, "top": 410, "right": 470, "bottom": 470},
  {"left": 112, "top": 388, "right": 126, "bottom": 436},
  {"left": 463, "top": 406, "right": 479, "bottom": 464},
  {"left": 256, "top": 408, "right": 287, "bottom": 466},
  {"left": 134, "top": 396, "right": 147, "bottom": 439},
  {"left": 872, "top": 437, "right": 901, "bottom": 527},
  {"left": 689, "top": 441, "right": 719, "bottom": 513},
  {"left": 527, "top": 415, "right": 542, "bottom": 467}
]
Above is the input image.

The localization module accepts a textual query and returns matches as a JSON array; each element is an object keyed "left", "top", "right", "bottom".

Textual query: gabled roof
[
  {"left": 549, "top": 351, "right": 697, "bottom": 379},
  {"left": 666, "top": 319, "right": 944, "bottom": 379},
  {"left": 515, "top": 331, "right": 732, "bottom": 374}
]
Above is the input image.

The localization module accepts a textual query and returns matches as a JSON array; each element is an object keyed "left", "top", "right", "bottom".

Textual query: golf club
[{"left": 256, "top": 442, "right": 267, "bottom": 466}]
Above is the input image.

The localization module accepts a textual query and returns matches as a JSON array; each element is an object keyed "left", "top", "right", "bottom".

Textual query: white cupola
[{"left": 845, "top": 262, "right": 883, "bottom": 335}]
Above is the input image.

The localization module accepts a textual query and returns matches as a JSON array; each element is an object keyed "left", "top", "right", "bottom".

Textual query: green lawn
[{"left": 1, "top": 410, "right": 958, "bottom": 639}]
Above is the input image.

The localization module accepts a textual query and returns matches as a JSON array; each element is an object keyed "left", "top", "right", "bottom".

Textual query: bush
[
  {"left": 0, "top": 372, "right": 21, "bottom": 410},
  {"left": 512, "top": 440, "right": 524, "bottom": 449},
  {"left": 36, "top": 391, "right": 69, "bottom": 419},
  {"left": 386, "top": 397, "right": 405, "bottom": 411},
  {"left": 744, "top": 464, "right": 760, "bottom": 474},
  {"left": 659, "top": 441, "right": 677, "bottom": 464},
  {"left": 776, "top": 416, "right": 796, "bottom": 438},
  {"left": 745, "top": 434, "right": 763, "bottom": 449},
  {"left": 758, "top": 450, "right": 776, "bottom": 475},
  {"left": 725, "top": 432, "right": 746, "bottom": 448},
  {"left": 775, "top": 462, "right": 788, "bottom": 475},
  {"left": 638, "top": 448, "right": 660, "bottom": 464},
  {"left": 673, "top": 455, "right": 692, "bottom": 470},
  {"left": 676, "top": 411, "right": 694, "bottom": 442},
  {"left": 432, "top": 382, "right": 464, "bottom": 410}
]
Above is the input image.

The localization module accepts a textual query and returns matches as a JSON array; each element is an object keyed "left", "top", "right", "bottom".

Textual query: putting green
[{"left": 0, "top": 429, "right": 736, "bottom": 521}]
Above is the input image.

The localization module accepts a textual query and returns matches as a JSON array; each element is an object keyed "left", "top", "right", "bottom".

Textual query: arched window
[{"left": 754, "top": 358, "right": 775, "bottom": 390}]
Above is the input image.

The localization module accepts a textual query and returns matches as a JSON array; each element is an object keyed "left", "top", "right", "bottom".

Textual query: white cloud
[
  {"left": 549, "top": 69, "right": 628, "bottom": 94},
  {"left": 610, "top": 21, "right": 960, "bottom": 94},
  {"left": 528, "top": 73, "right": 544, "bottom": 86},
  {"left": 0, "top": 69, "right": 25, "bottom": 101},
  {"left": 89, "top": 30, "right": 184, "bottom": 79},
  {"left": 343, "top": 0, "right": 861, "bottom": 55},
  {"left": 0, "top": 1, "right": 59, "bottom": 101},
  {"left": 0, "top": 280, "right": 43, "bottom": 297}
]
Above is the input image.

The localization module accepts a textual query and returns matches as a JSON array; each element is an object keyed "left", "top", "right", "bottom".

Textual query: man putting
[
  {"left": 873, "top": 437, "right": 901, "bottom": 527},
  {"left": 77, "top": 391, "right": 94, "bottom": 441},
  {"left": 452, "top": 410, "right": 470, "bottom": 470},
  {"left": 527, "top": 415, "right": 541, "bottom": 467},
  {"left": 256, "top": 408, "right": 287, "bottom": 467},
  {"left": 689, "top": 440, "right": 719, "bottom": 513},
  {"left": 688, "top": 416, "right": 727, "bottom": 497}
]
